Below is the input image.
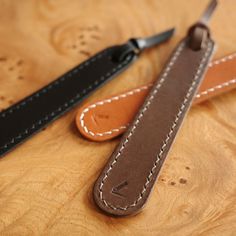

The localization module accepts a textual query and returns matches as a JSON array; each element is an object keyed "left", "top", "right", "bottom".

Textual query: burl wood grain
[{"left": 0, "top": 0, "right": 236, "bottom": 235}]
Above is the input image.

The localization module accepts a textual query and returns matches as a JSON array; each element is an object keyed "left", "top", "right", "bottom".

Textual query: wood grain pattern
[{"left": 0, "top": 0, "right": 236, "bottom": 235}]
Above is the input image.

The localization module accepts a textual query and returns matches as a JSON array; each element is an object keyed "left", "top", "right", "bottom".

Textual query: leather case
[
  {"left": 0, "top": 29, "right": 174, "bottom": 157},
  {"left": 76, "top": 52, "right": 236, "bottom": 141},
  {"left": 93, "top": 0, "right": 217, "bottom": 216}
]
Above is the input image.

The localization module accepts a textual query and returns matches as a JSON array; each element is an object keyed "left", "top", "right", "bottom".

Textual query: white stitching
[
  {"left": 98, "top": 40, "right": 213, "bottom": 211},
  {"left": 208, "top": 52, "right": 236, "bottom": 67},
  {"left": 0, "top": 51, "right": 133, "bottom": 152},
  {"left": 100, "top": 41, "right": 213, "bottom": 210},
  {"left": 79, "top": 84, "right": 153, "bottom": 136},
  {"left": 195, "top": 78, "right": 236, "bottom": 98},
  {"left": 80, "top": 52, "right": 236, "bottom": 138},
  {"left": 98, "top": 41, "right": 186, "bottom": 210}
]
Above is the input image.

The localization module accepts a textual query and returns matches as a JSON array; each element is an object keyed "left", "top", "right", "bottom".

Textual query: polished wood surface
[{"left": 0, "top": 0, "right": 235, "bottom": 235}]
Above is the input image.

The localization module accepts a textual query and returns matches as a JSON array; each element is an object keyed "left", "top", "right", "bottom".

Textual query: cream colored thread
[
  {"left": 98, "top": 41, "right": 213, "bottom": 211},
  {"left": 208, "top": 52, "right": 236, "bottom": 67},
  {"left": 79, "top": 84, "right": 152, "bottom": 136},
  {"left": 195, "top": 78, "right": 236, "bottom": 98},
  {"left": 80, "top": 52, "right": 236, "bottom": 138},
  {"left": 98, "top": 41, "right": 186, "bottom": 210}
]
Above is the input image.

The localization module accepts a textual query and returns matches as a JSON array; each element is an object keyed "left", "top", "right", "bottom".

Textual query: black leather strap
[{"left": 0, "top": 29, "right": 174, "bottom": 157}]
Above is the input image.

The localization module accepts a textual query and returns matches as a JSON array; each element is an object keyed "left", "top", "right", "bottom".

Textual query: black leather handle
[
  {"left": 0, "top": 47, "right": 136, "bottom": 157},
  {"left": 0, "top": 29, "right": 174, "bottom": 157}
]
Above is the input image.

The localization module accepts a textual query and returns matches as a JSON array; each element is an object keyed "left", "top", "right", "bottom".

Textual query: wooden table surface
[{"left": 0, "top": 0, "right": 236, "bottom": 235}]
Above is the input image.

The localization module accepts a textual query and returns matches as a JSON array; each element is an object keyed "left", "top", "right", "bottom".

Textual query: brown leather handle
[
  {"left": 93, "top": 37, "right": 215, "bottom": 216},
  {"left": 93, "top": 0, "right": 217, "bottom": 216}
]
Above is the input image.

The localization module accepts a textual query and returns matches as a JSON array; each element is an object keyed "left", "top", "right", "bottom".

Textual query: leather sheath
[
  {"left": 0, "top": 46, "right": 136, "bottom": 156},
  {"left": 76, "top": 52, "right": 236, "bottom": 142},
  {"left": 93, "top": 25, "right": 215, "bottom": 215},
  {"left": 0, "top": 29, "right": 174, "bottom": 157}
]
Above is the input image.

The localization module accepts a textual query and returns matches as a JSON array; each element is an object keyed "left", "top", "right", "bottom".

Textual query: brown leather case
[
  {"left": 93, "top": 18, "right": 216, "bottom": 215},
  {"left": 93, "top": 0, "right": 218, "bottom": 217},
  {"left": 76, "top": 52, "right": 236, "bottom": 141}
]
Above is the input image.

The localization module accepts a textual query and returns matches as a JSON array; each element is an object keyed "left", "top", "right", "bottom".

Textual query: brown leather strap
[
  {"left": 93, "top": 0, "right": 217, "bottom": 216},
  {"left": 76, "top": 52, "right": 236, "bottom": 142},
  {"left": 93, "top": 33, "right": 215, "bottom": 216}
]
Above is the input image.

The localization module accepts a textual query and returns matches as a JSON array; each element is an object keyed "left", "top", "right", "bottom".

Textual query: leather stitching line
[
  {"left": 98, "top": 41, "right": 186, "bottom": 210},
  {"left": 0, "top": 53, "right": 133, "bottom": 152},
  {"left": 0, "top": 49, "right": 110, "bottom": 118},
  {"left": 195, "top": 78, "right": 236, "bottom": 98},
  {"left": 80, "top": 53, "right": 236, "bottom": 138},
  {"left": 79, "top": 84, "right": 153, "bottom": 137},
  {"left": 98, "top": 40, "right": 213, "bottom": 211},
  {"left": 208, "top": 52, "right": 236, "bottom": 67}
]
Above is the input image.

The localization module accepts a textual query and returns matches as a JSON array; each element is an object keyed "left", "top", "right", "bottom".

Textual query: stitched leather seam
[
  {"left": 98, "top": 40, "right": 213, "bottom": 211},
  {"left": 80, "top": 53, "right": 236, "bottom": 138},
  {"left": 0, "top": 54, "right": 133, "bottom": 152},
  {"left": 79, "top": 84, "right": 153, "bottom": 137},
  {"left": 208, "top": 52, "right": 236, "bottom": 67},
  {"left": 98, "top": 41, "right": 186, "bottom": 210},
  {"left": 0, "top": 49, "right": 110, "bottom": 119},
  {"left": 195, "top": 78, "right": 236, "bottom": 98}
]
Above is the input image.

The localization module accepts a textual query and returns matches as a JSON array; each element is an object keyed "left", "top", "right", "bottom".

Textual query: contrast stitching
[
  {"left": 0, "top": 49, "right": 110, "bottom": 118},
  {"left": 195, "top": 78, "right": 236, "bottom": 98},
  {"left": 79, "top": 84, "right": 153, "bottom": 137},
  {"left": 98, "top": 40, "right": 213, "bottom": 211},
  {"left": 98, "top": 41, "right": 186, "bottom": 210},
  {"left": 80, "top": 53, "right": 236, "bottom": 138},
  {"left": 208, "top": 52, "right": 236, "bottom": 67},
  {"left": 0, "top": 53, "right": 133, "bottom": 152}
]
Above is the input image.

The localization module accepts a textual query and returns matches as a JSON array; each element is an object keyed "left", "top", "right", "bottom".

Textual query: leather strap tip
[
  {"left": 75, "top": 104, "right": 122, "bottom": 142},
  {"left": 93, "top": 181, "right": 146, "bottom": 217}
]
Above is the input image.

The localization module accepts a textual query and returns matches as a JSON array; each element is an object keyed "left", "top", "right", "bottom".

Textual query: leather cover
[
  {"left": 93, "top": 26, "right": 215, "bottom": 215},
  {"left": 76, "top": 52, "right": 236, "bottom": 142},
  {"left": 0, "top": 46, "right": 137, "bottom": 157},
  {"left": 0, "top": 29, "right": 174, "bottom": 157}
]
